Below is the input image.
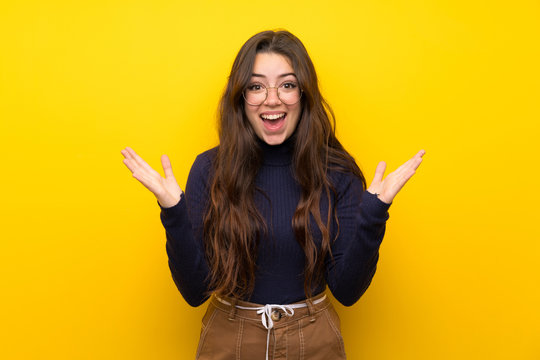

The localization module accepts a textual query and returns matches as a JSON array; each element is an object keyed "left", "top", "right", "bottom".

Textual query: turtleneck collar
[{"left": 256, "top": 135, "right": 295, "bottom": 166}]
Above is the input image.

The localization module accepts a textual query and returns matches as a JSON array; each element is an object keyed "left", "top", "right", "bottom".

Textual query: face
[{"left": 244, "top": 52, "right": 302, "bottom": 145}]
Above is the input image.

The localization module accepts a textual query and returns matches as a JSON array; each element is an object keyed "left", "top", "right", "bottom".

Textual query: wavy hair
[{"left": 203, "top": 30, "right": 366, "bottom": 300}]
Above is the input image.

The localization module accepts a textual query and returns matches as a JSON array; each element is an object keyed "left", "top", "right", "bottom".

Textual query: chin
[{"left": 261, "top": 133, "right": 288, "bottom": 145}]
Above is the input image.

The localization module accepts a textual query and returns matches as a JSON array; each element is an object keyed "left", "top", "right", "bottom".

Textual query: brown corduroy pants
[{"left": 195, "top": 292, "right": 347, "bottom": 360}]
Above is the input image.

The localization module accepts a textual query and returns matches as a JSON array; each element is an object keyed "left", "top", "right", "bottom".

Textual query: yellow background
[{"left": 1, "top": 0, "right": 539, "bottom": 359}]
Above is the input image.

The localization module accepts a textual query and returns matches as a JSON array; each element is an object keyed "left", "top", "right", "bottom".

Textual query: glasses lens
[
  {"left": 278, "top": 82, "right": 301, "bottom": 105},
  {"left": 244, "top": 83, "right": 302, "bottom": 106},
  {"left": 244, "top": 84, "right": 267, "bottom": 106}
]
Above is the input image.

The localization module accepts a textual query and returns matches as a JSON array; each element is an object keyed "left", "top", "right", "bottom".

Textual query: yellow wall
[{"left": 1, "top": 0, "right": 539, "bottom": 358}]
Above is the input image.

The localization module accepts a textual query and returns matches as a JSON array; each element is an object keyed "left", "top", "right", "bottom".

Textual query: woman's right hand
[{"left": 121, "top": 147, "right": 183, "bottom": 208}]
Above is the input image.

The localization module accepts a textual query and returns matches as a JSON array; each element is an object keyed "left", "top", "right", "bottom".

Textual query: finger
[
  {"left": 123, "top": 159, "right": 157, "bottom": 190},
  {"left": 393, "top": 163, "right": 421, "bottom": 191},
  {"left": 123, "top": 152, "right": 162, "bottom": 188},
  {"left": 411, "top": 156, "right": 424, "bottom": 171},
  {"left": 161, "top": 154, "right": 175, "bottom": 179},
  {"left": 121, "top": 150, "right": 148, "bottom": 175},
  {"left": 407, "top": 149, "right": 425, "bottom": 171},
  {"left": 125, "top": 147, "right": 160, "bottom": 176},
  {"left": 393, "top": 154, "right": 416, "bottom": 172},
  {"left": 394, "top": 149, "right": 426, "bottom": 173},
  {"left": 371, "top": 161, "right": 387, "bottom": 184},
  {"left": 121, "top": 147, "right": 138, "bottom": 162},
  {"left": 132, "top": 169, "right": 161, "bottom": 193},
  {"left": 122, "top": 158, "right": 137, "bottom": 174}
]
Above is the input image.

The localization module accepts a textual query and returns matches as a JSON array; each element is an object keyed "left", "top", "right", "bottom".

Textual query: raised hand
[
  {"left": 121, "top": 147, "right": 183, "bottom": 208},
  {"left": 366, "top": 150, "right": 426, "bottom": 204}
]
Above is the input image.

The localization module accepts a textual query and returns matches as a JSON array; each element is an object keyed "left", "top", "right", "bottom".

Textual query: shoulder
[
  {"left": 327, "top": 166, "right": 363, "bottom": 189},
  {"left": 327, "top": 168, "right": 365, "bottom": 202},
  {"left": 186, "top": 146, "right": 219, "bottom": 189},
  {"left": 191, "top": 146, "right": 218, "bottom": 174},
  {"left": 185, "top": 147, "right": 218, "bottom": 200},
  {"left": 195, "top": 146, "right": 218, "bottom": 164}
]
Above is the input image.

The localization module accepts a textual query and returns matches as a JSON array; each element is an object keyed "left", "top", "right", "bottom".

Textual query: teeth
[{"left": 261, "top": 113, "right": 285, "bottom": 120}]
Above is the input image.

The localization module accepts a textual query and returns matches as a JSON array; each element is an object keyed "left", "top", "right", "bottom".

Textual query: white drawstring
[{"left": 216, "top": 295, "right": 327, "bottom": 360}]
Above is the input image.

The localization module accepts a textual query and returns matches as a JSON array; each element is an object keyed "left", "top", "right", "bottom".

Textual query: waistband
[
  {"left": 211, "top": 291, "right": 330, "bottom": 325},
  {"left": 210, "top": 292, "right": 330, "bottom": 360}
]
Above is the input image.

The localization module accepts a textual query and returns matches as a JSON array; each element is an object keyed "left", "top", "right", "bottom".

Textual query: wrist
[
  {"left": 368, "top": 189, "right": 391, "bottom": 204},
  {"left": 157, "top": 193, "right": 182, "bottom": 208},
  {"left": 376, "top": 193, "right": 391, "bottom": 204}
]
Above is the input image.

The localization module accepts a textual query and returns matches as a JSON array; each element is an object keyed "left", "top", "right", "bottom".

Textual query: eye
[
  {"left": 247, "top": 83, "right": 264, "bottom": 91},
  {"left": 281, "top": 82, "right": 298, "bottom": 89}
]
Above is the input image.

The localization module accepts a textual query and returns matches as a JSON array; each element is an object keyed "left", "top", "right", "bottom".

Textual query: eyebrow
[{"left": 251, "top": 72, "right": 297, "bottom": 78}]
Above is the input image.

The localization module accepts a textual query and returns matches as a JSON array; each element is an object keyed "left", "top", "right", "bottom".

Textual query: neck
[{"left": 256, "top": 135, "right": 294, "bottom": 166}]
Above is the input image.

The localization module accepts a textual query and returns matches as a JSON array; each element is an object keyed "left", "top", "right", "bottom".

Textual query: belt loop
[
  {"left": 306, "top": 296, "right": 316, "bottom": 323},
  {"left": 228, "top": 297, "right": 238, "bottom": 321}
]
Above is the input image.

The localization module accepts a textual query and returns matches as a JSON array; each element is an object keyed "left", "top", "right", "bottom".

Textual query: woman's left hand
[{"left": 366, "top": 149, "right": 426, "bottom": 204}]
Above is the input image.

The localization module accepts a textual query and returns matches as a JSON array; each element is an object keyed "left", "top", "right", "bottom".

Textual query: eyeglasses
[{"left": 243, "top": 81, "right": 303, "bottom": 106}]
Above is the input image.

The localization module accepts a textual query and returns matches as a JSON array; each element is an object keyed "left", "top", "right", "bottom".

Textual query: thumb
[
  {"left": 371, "top": 161, "right": 387, "bottom": 185},
  {"left": 161, "top": 154, "right": 175, "bottom": 179}
]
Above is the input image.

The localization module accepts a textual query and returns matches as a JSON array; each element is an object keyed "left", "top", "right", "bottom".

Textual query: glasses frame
[{"left": 242, "top": 82, "right": 303, "bottom": 106}]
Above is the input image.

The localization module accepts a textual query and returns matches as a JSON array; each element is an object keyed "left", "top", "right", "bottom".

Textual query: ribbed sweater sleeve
[
  {"left": 158, "top": 152, "right": 213, "bottom": 307},
  {"left": 325, "top": 173, "right": 391, "bottom": 306}
]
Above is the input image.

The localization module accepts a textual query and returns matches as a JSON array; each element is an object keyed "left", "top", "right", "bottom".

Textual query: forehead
[{"left": 251, "top": 52, "right": 294, "bottom": 77}]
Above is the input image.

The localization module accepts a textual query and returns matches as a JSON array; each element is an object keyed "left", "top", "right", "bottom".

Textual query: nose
[{"left": 264, "top": 87, "right": 282, "bottom": 106}]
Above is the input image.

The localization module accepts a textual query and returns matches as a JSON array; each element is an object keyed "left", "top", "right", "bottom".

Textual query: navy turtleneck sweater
[{"left": 159, "top": 138, "right": 391, "bottom": 307}]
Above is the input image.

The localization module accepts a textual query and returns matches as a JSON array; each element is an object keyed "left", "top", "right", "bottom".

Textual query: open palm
[
  {"left": 367, "top": 149, "right": 426, "bottom": 204},
  {"left": 121, "top": 147, "right": 183, "bottom": 208}
]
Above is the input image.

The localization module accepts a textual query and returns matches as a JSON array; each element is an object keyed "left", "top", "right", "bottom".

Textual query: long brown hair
[{"left": 204, "top": 30, "right": 366, "bottom": 300}]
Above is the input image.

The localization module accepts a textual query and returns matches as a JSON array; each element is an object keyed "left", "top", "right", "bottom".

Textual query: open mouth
[{"left": 260, "top": 112, "right": 286, "bottom": 131}]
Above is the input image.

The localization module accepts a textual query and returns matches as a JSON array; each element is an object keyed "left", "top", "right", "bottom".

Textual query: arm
[
  {"left": 325, "top": 174, "right": 391, "bottom": 306},
  {"left": 158, "top": 152, "right": 214, "bottom": 307},
  {"left": 325, "top": 149, "right": 425, "bottom": 306},
  {"left": 120, "top": 146, "right": 212, "bottom": 306}
]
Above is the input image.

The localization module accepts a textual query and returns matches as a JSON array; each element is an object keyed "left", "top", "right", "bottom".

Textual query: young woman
[{"left": 121, "top": 30, "right": 425, "bottom": 360}]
